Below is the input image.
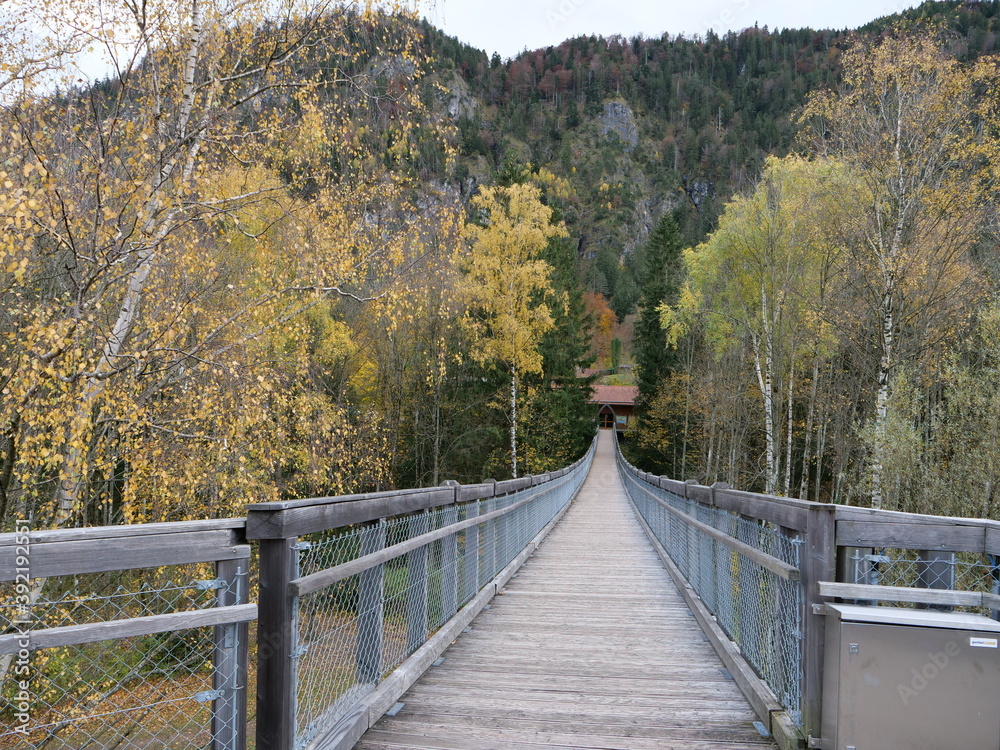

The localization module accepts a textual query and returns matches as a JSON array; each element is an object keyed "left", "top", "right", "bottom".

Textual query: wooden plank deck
[{"left": 355, "top": 431, "right": 776, "bottom": 750}]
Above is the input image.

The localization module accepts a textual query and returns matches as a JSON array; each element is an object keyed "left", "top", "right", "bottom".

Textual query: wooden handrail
[
  {"left": 627, "top": 479, "right": 801, "bottom": 582},
  {"left": 818, "top": 581, "right": 1000, "bottom": 610},
  {"left": 288, "top": 481, "right": 568, "bottom": 597}
]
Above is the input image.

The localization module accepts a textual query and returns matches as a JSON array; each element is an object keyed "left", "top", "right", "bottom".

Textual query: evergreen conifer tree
[{"left": 633, "top": 214, "right": 683, "bottom": 465}]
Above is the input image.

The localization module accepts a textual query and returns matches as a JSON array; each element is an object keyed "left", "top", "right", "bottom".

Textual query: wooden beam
[
  {"left": 631, "top": 482, "right": 800, "bottom": 581},
  {"left": 684, "top": 483, "right": 713, "bottom": 505},
  {"left": 818, "top": 580, "right": 1000, "bottom": 609},
  {"left": 458, "top": 483, "right": 495, "bottom": 502},
  {"left": 836, "top": 518, "right": 986, "bottom": 553},
  {"left": 0, "top": 518, "right": 246, "bottom": 547},
  {"left": 0, "top": 534, "right": 248, "bottom": 581},
  {"left": 0, "top": 604, "right": 257, "bottom": 655},
  {"left": 713, "top": 488, "right": 810, "bottom": 532},
  {"left": 246, "top": 488, "right": 455, "bottom": 539},
  {"left": 247, "top": 467, "right": 577, "bottom": 540},
  {"left": 985, "top": 525, "right": 1000, "bottom": 557},
  {"left": 658, "top": 477, "right": 687, "bottom": 497},
  {"left": 288, "top": 485, "right": 559, "bottom": 597}
]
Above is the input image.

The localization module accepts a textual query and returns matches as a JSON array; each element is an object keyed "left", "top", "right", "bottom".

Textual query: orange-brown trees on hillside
[{"left": 583, "top": 291, "right": 618, "bottom": 367}]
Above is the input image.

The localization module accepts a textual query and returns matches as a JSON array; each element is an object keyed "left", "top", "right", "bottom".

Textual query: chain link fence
[
  {"left": 1, "top": 564, "right": 251, "bottom": 750},
  {"left": 288, "top": 453, "right": 595, "bottom": 749},
  {"left": 844, "top": 548, "right": 1000, "bottom": 617},
  {"left": 1, "top": 524, "right": 253, "bottom": 750},
  {"left": 617, "top": 457, "right": 804, "bottom": 726}
]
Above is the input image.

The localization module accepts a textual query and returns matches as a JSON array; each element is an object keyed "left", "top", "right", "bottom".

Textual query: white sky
[{"left": 423, "top": 0, "right": 923, "bottom": 60}]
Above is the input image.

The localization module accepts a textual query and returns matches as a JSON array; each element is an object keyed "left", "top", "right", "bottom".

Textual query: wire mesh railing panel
[
  {"left": 289, "top": 445, "right": 595, "bottom": 749},
  {"left": 618, "top": 465, "right": 804, "bottom": 726},
  {"left": 845, "top": 548, "right": 1000, "bottom": 616},
  {"left": 0, "top": 566, "right": 248, "bottom": 750}
]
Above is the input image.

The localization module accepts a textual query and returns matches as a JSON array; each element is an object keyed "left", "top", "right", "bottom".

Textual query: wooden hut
[{"left": 591, "top": 385, "right": 638, "bottom": 431}]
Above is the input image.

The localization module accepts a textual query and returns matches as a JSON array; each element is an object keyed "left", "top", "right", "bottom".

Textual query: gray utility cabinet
[{"left": 821, "top": 604, "right": 1000, "bottom": 750}]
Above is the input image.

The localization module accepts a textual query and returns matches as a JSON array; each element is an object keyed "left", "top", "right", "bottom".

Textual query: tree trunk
[
  {"left": 871, "top": 287, "right": 894, "bottom": 509},
  {"left": 51, "top": 0, "right": 207, "bottom": 526},
  {"left": 799, "top": 357, "right": 820, "bottom": 500},
  {"left": 813, "top": 410, "right": 828, "bottom": 504},
  {"left": 751, "top": 328, "right": 777, "bottom": 495},
  {"left": 510, "top": 366, "right": 518, "bottom": 479},
  {"left": 53, "top": 245, "right": 155, "bottom": 525},
  {"left": 870, "top": 93, "right": 906, "bottom": 509},
  {"left": 0, "top": 414, "right": 18, "bottom": 525},
  {"left": 784, "top": 364, "right": 794, "bottom": 496}
]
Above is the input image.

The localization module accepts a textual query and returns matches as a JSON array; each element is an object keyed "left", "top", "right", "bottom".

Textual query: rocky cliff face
[
  {"left": 439, "top": 70, "right": 477, "bottom": 121},
  {"left": 597, "top": 101, "right": 639, "bottom": 150}
]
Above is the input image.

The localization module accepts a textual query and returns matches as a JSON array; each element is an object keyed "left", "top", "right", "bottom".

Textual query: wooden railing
[
  {"left": 246, "top": 440, "right": 596, "bottom": 750},
  {"left": 0, "top": 441, "right": 595, "bottom": 750},
  {"left": 616, "top": 440, "right": 1000, "bottom": 750},
  {"left": 0, "top": 519, "right": 254, "bottom": 750}
]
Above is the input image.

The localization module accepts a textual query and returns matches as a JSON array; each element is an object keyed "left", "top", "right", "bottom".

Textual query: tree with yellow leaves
[
  {"left": 663, "top": 156, "right": 854, "bottom": 495},
  {"left": 801, "top": 25, "right": 997, "bottom": 508},
  {"left": 0, "top": 0, "right": 434, "bottom": 528},
  {"left": 459, "top": 182, "right": 567, "bottom": 478}
]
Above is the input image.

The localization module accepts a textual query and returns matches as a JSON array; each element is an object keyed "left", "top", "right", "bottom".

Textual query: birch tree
[
  {"left": 663, "top": 156, "right": 851, "bottom": 495},
  {"left": 802, "top": 27, "right": 996, "bottom": 507},
  {"left": 459, "top": 182, "right": 566, "bottom": 478},
  {"left": 0, "top": 0, "right": 433, "bottom": 527}
]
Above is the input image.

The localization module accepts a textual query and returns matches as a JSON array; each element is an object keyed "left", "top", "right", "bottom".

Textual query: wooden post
[
  {"left": 462, "top": 501, "right": 480, "bottom": 603},
  {"left": 256, "top": 538, "right": 299, "bottom": 750},
  {"left": 801, "top": 504, "right": 837, "bottom": 739},
  {"left": 213, "top": 557, "right": 249, "bottom": 750},
  {"left": 357, "top": 520, "right": 386, "bottom": 684},
  {"left": 406, "top": 511, "right": 429, "bottom": 653},
  {"left": 441, "top": 503, "right": 459, "bottom": 621},
  {"left": 483, "top": 488, "right": 497, "bottom": 582}
]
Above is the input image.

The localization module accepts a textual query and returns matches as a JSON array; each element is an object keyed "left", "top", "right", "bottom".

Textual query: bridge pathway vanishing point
[{"left": 356, "top": 431, "right": 776, "bottom": 750}]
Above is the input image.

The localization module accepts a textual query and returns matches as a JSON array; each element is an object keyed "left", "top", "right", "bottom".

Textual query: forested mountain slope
[
  {"left": 3, "top": 0, "right": 999, "bottom": 530},
  {"left": 420, "top": 0, "right": 1000, "bottom": 317}
]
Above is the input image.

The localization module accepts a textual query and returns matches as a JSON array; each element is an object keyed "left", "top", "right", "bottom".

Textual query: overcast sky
[{"left": 423, "top": 0, "right": 923, "bottom": 60}]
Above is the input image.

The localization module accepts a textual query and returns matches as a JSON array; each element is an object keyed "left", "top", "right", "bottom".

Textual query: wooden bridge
[
  {"left": 355, "top": 432, "right": 773, "bottom": 750},
  {"left": 5, "top": 430, "right": 1000, "bottom": 750}
]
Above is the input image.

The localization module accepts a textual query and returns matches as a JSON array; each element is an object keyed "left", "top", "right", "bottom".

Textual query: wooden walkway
[{"left": 356, "top": 431, "right": 776, "bottom": 750}]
